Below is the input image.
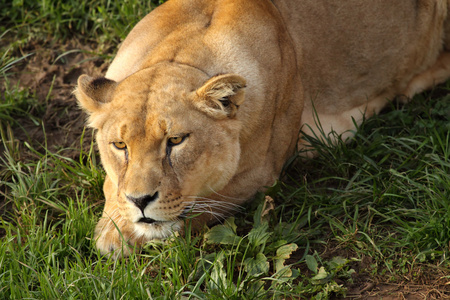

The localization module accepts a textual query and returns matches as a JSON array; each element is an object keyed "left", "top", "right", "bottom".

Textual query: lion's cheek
[
  {"left": 96, "top": 134, "right": 123, "bottom": 188},
  {"left": 180, "top": 142, "right": 241, "bottom": 197}
]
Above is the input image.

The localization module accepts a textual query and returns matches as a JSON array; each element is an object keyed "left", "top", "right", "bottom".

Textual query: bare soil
[
  {"left": 2, "top": 39, "right": 108, "bottom": 156},
  {"left": 337, "top": 256, "right": 450, "bottom": 299},
  {"left": 2, "top": 40, "right": 450, "bottom": 300}
]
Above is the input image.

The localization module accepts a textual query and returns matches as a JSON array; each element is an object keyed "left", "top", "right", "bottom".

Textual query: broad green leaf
[
  {"left": 271, "top": 239, "right": 288, "bottom": 250},
  {"left": 205, "top": 223, "right": 241, "bottom": 245},
  {"left": 248, "top": 222, "right": 271, "bottom": 248},
  {"left": 207, "top": 251, "right": 232, "bottom": 291},
  {"left": 276, "top": 243, "right": 298, "bottom": 259},
  {"left": 244, "top": 253, "right": 269, "bottom": 276},
  {"left": 311, "top": 267, "right": 330, "bottom": 285},
  {"left": 305, "top": 254, "right": 318, "bottom": 273},
  {"left": 275, "top": 260, "right": 291, "bottom": 277},
  {"left": 224, "top": 217, "right": 237, "bottom": 232},
  {"left": 274, "top": 243, "right": 298, "bottom": 276},
  {"left": 329, "top": 256, "right": 348, "bottom": 270}
]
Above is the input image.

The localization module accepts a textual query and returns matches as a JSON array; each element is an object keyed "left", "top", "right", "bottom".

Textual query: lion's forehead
[
  {"left": 112, "top": 88, "right": 188, "bottom": 113},
  {"left": 104, "top": 104, "right": 200, "bottom": 143}
]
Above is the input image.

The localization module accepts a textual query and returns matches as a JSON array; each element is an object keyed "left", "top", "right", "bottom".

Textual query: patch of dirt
[
  {"left": 320, "top": 243, "right": 450, "bottom": 299},
  {"left": 2, "top": 39, "right": 110, "bottom": 156},
  {"left": 344, "top": 271, "right": 450, "bottom": 299},
  {"left": 348, "top": 283, "right": 449, "bottom": 299}
]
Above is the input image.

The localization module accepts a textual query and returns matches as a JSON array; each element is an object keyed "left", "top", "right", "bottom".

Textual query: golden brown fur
[{"left": 75, "top": 0, "right": 450, "bottom": 257}]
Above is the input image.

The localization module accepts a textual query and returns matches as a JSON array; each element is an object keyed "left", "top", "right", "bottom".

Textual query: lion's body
[
  {"left": 276, "top": 1, "right": 450, "bottom": 142},
  {"left": 75, "top": 0, "right": 450, "bottom": 256}
]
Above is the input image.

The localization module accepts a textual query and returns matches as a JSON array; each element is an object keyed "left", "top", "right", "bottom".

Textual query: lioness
[{"left": 75, "top": 0, "right": 450, "bottom": 256}]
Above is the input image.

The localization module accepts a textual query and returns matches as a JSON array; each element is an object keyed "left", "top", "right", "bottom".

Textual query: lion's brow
[
  {"left": 159, "top": 119, "right": 169, "bottom": 133},
  {"left": 119, "top": 124, "right": 127, "bottom": 139},
  {"left": 145, "top": 115, "right": 168, "bottom": 141}
]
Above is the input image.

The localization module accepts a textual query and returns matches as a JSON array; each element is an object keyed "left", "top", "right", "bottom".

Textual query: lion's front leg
[{"left": 94, "top": 176, "right": 143, "bottom": 258}]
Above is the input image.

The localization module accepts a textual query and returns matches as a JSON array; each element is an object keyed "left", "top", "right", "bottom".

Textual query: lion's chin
[{"left": 134, "top": 219, "right": 183, "bottom": 241}]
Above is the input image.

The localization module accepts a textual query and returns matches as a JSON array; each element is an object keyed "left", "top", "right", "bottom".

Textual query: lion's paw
[{"left": 94, "top": 217, "right": 139, "bottom": 259}]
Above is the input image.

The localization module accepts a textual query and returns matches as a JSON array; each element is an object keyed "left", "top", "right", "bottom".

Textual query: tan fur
[{"left": 75, "top": 0, "right": 450, "bottom": 257}]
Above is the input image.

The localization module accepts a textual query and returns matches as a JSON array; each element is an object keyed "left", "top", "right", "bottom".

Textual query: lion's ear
[
  {"left": 194, "top": 74, "right": 246, "bottom": 119},
  {"left": 75, "top": 75, "right": 117, "bottom": 114}
]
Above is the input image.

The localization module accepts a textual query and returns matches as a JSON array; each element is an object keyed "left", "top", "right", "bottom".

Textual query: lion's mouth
[
  {"left": 138, "top": 213, "right": 186, "bottom": 224},
  {"left": 138, "top": 217, "right": 158, "bottom": 224}
]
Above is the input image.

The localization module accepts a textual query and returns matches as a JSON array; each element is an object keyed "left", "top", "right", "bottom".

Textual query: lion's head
[{"left": 76, "top": 62, "right": 246, "bottom": 247}]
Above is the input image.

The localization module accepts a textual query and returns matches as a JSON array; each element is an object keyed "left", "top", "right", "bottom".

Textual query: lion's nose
[{"left": 127, "top": 192, "right": 159, "bottom": 211}]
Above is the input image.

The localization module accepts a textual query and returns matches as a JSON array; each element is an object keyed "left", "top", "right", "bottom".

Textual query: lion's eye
[
  {"left": 112, "top": 141, "right": 127, "bottom": 150},
  {"left": 168, "top": 136, "right": 185, "bottom": 146}
]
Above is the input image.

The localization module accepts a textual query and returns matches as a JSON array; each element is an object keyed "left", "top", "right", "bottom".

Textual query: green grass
[
  {"left": 1, "top": 1, "right": 450, "bottom": 299},
  {"left": 0, "top": 0, "right": 164, "bottom": 43}
]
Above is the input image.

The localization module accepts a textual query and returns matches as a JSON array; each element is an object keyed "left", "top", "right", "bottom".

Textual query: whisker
[
  {"left": 186, "top": 191, "right": 245, "bottom": 203},
  {"left": 182, "top": 197, "right": 243, "bottom": 223},
  {"left": 188, "top": 209, "right": 225, "bottom": 217},
  {"left": 185, "top": 205, "right": 226, "bottom": 214},
  {"left": 184, "top": 202, "right": 242, "bottom": 214},
  {"left": 206, "top": 186, "right": 246, "bottom": 201},
  {"left": 186, "top": 199, "right": 242, "bottom": 210},
  {"left": 186, "top": 196, "right": 244, "bottom": 211}
]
